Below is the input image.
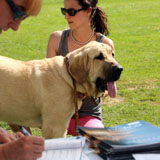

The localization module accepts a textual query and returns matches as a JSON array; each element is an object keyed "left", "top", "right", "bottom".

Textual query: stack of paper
[{"left": 78, "top": 120, "right": 160, "bottom": 160}]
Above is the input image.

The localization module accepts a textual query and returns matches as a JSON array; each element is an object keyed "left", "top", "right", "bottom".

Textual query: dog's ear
[{"left": 67, "top": 49, "right": 90, "bottom": 84}]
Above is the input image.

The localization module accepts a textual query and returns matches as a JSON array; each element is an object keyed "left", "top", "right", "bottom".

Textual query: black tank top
[{"left": 58, "top": 29, "right": 105, "bottom": 119}]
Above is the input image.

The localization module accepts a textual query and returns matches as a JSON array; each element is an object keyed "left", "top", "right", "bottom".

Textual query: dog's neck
[{"left": 64, "top": 57, "right": 86, "bottom": 99}]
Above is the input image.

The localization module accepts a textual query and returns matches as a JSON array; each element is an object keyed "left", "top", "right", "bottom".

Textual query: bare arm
[
  {"left": 47, "top": 31, "right": 62, "bottom": 58},
  {"left": 102, "top": 37, "right": 115, "bottom": 52}
]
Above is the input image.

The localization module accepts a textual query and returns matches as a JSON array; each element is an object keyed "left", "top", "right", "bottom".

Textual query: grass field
[{"left": 0, "top": 0, "right": 160, "bottom": 135}]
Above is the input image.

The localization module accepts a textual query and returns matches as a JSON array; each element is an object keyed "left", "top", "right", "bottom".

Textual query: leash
[{"left": 64, "top": 57, "right": 80, "bottom": 136}]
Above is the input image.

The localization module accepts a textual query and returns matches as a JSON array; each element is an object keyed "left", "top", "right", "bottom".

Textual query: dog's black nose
[
  {"left": 112, "top": 65, "right": 123, "bottom": 81},
  {"left": 116, "top": 65, "right": 123, "bottom": 74}
]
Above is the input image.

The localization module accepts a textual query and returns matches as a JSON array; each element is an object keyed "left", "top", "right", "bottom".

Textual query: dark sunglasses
[
  {"left": 61, "top": 8, "right": 85, "bottom": 16},
  {"left": 5, "top": 0, "right": 28, "bottom": 21}
]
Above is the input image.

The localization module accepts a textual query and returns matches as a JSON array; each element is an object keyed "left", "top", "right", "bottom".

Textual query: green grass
[{"left": 0, "top": 0, "right": 160, "bottom": 135}]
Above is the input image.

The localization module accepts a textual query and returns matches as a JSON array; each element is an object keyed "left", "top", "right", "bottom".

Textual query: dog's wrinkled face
[{"left": 67, "top": 41, "right": 123, "bottom": 98}]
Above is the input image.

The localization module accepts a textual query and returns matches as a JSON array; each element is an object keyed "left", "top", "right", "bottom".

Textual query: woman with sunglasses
[
  {"left": 47, "top": 0, "right": 115, "bottom": 136},
  {"left": 0, "top": 0, "right": 42, "bottom": 34}
]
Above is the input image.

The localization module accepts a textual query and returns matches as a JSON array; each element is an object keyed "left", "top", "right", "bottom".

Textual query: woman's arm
[
  {"left": 47, "top": 31, "right": 62, "bottom": 58},
  {"left": 102, "top": 37, "right": 115, "bottom": 52}
]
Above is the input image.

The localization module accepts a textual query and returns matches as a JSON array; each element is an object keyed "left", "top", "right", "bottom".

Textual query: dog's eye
[
  {"left": 112, "top": 52, "right": 115, "bottom": 57},
  {"left": 95, "top": 52, "right": 104, "bottom": 60}
]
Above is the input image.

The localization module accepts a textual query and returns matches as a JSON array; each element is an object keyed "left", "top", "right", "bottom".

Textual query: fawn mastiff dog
[{"left": 0, "top": 41, "right": 122, "bottom": 138}]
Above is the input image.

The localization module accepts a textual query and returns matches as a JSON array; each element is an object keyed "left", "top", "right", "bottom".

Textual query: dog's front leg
[
  {"left": 41, "top": 117, "right": 69, "bottom": 139},
  {"left": 40, "top": 96, "right": 75, "bottom": 139}
]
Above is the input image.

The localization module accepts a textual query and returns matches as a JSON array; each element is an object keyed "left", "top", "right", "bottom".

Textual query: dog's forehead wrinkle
[{"left": 104, "top": 58, "right": 117, "bottom": 65}]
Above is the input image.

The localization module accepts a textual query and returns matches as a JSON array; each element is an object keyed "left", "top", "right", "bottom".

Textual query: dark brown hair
[{"left": 76, "top": 0, "right": 109, "bottom": 35}]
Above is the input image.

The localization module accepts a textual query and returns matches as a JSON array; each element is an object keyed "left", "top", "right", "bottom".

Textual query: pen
[{"left": 20, "top": 127, "right": 31, "bottom": 136}]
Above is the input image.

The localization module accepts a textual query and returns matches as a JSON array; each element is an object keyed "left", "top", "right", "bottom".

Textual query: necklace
[{"left": 70, "top": 29, "right": 95, "bottom": 45}]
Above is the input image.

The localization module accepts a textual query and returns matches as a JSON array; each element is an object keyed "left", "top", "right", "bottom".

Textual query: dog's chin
[
  {"left": 96, "top": 77, "right": 117, "bottom": 98},
  {"left": 96, "top": 78, "right": 107, "bottom": 92}
]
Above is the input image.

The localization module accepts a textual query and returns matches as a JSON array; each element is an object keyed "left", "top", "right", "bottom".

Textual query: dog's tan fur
[{"left": 0, "top": 41, "right": 121, "bottom": 138}]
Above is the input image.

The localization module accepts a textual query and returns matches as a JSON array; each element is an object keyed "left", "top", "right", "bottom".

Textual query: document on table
[
  {"left": 38, "top": 136, "right": 86, "bottom": 160},
  {"left": 133, "top": 154, "right": 160, "bottom": 160}
]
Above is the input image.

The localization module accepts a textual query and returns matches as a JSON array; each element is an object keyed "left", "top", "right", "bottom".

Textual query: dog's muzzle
[
  {"left": 96, "top": 65, "right": 123, "bottom": 97},
  {"left": 110, "top": 65, "right": 123, "bottom": 81}
]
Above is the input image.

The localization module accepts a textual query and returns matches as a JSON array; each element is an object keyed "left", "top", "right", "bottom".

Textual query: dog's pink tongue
[{"left": 107, "top": 82, "right": 117, "bottom": 98}]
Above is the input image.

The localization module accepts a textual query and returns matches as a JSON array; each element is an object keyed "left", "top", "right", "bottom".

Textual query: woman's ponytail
[
  {"left": 91, "top": 7, "right": 109, "bottom": 35},
  {"left": 77, "top": 0, "right": 109, "bottom": 35}
]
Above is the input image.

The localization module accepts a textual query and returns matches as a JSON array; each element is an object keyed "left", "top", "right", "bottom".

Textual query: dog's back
[{"left": 0, "top": 55, "right": 74, "bottom": 129}]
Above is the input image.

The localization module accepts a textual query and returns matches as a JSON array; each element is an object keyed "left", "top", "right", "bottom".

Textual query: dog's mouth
[
  {"left": 96, "top": 78, "right": 117, "bottom": 98},
  {"left": 96, "top": 65, "right": 123, "bottom": 98}
]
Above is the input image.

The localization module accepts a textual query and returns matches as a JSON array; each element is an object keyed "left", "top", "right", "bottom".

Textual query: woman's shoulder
[
  {"left": 49, "top": 29, "right": 70, "bottom": 40},
  {"left": 98, "top": 33, "right": 114, "bottom": 51},
  {"left": 47, "top": 31, "right": 64, "bottom": 58},
  {"left": 48, "top": 30, "right": 64, "bottom": 51},
  {"left": 103, "top": 37, "right": 114, "bottom": 46},
  {"left": 49, "top": 30, "right": 63, "bottom": 40}
]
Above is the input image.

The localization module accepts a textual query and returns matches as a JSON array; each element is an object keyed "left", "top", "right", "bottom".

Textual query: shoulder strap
[
  {"left": 58, "top": 29, "right": 70, "bottom": 56},
  {"left": 96, "top": 33, "right": 105, "bottom": 42}
]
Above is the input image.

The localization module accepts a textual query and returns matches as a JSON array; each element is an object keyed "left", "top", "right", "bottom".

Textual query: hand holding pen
[
  {"left": 0, "top": 127, "right": 44, "bottom": 160},
  {"left": 0, "top": 127, "right": 31, "bottom": 144}
]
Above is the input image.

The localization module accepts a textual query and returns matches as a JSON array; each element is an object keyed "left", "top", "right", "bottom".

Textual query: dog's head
[{"left": 66, "top": 41, "right": 123, "bottom": 98}]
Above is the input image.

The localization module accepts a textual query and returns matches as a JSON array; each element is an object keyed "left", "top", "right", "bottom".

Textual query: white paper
[
  {"left": 39, "top": 148, "right": 82, "bottom": 160},
  {"left": 133, "top": 154, "right": 160, "bottom": 160},
  {"left": 38, "top": 136, "right": 86, "bottom": 160}
]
